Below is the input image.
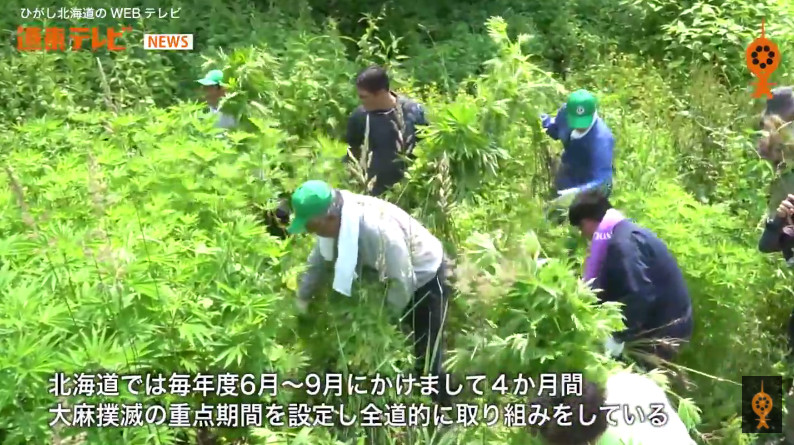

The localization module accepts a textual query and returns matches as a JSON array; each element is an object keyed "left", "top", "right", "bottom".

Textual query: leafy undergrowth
[{"left": 1, "top": 3, "right": 793, "bottom": 445}]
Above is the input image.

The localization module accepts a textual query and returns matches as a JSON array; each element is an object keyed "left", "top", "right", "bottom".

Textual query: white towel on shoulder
[{"left": 316, "top": 190, "right": 362, "bottom": 297}]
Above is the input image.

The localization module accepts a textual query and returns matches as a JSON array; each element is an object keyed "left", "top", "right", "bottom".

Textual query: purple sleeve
[{"left": 583, "top": 234, "right": 610, "bottom": 283}]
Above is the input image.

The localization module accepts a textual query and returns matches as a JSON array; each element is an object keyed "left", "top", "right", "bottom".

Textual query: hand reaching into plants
[
  {"left": 540, "top": 113, "right": 554, "bottom": 129},
  {"left": 605, "top": 336, "right": 625, "bottom": 357},
  {"left": 550, "top": 188, "right": 578, "bottom": 208},
  {"left": 776, "top": 194, "right": 794, "bottom": 219}
]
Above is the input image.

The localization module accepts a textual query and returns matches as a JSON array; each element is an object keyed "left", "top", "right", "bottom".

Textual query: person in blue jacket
[
  {"left": 568, "top": 190, "right": 693, "bottom": 368},
  {"left": 541, "top": 90, "right": 615, "bottom": 199}
]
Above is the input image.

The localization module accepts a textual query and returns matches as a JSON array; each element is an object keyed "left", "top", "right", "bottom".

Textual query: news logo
[{"left": 143, "top": 34, "right": 193, "bottom": 50}]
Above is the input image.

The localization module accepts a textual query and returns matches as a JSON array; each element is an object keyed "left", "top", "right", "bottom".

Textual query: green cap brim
[
  {"left": 287, "top": 216, "right": 308, "bottom": 235},
  {"left": 197, "top": 78, "right": 219, "bottom": 86},
  {"left": 568, "top": 113, "right": 594, "bottom": 129}
]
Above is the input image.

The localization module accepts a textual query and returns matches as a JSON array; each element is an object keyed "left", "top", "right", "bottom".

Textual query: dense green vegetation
[{"left": 2, "top": 0, "right": 794, "bottom": 443}]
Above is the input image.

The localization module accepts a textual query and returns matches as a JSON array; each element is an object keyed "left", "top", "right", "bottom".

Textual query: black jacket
[
  {"left": 758, "top": 215, "right": 794, "bottom": 263},
  {"left": 594, "top": 220, "right": 693, "bottom": 344},
  {"left": 344, "top": 94, "right": 428, "bottom": 196}
]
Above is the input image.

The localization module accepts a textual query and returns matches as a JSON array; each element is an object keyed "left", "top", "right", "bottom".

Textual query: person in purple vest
[
  {"left": 541, "top": 90, "right": 615, "bottom": 199},
  {"left": 568, "top": 190, "right": 693, "bottom": 367}
]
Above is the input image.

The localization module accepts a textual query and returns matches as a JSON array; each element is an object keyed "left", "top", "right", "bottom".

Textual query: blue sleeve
[
  {"left": 578, "top": 134, "right": 614, "bottom": 192},
  {"left": 543, "top": 106, "right": 565, "bottom": 140},
  {"left": 603, "top": 232, "right": 656, "bottom": 343},
  {"left": 555, "top": 167, "right": 575, "bottom": 191}
]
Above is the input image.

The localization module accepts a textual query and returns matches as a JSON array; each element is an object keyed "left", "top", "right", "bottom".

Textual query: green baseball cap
[
  {"left": 287, "top": 180, "right": 334, "bottom": 234},
  {"left": 566, "top": 89, "right": 598, "bottom": 129},
  {"left": 197, "top": 69, "right": 224, "bottom": 86}
]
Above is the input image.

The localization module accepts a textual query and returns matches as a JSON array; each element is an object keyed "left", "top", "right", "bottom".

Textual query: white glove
[
  {"left": 557, "top": 187, "right": 580, "bottom": 197},
  {"left": 550, "top": 189, "right": 578, "bottom": 208},
  {"left": 295, "top": 298, "right": 308, "bottom": 314},
  {"left": 604, "top": 337, "right": 625, "bottom": 357}
]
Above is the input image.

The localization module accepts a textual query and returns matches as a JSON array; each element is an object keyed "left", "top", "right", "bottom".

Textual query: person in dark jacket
[
  {"left": 253, "top": 198, "right": 291, "bottom": 240},
  {"left": 759, "top": 86, "right": 794, "bottom": 130},
  {"left": 757, "top": 87, "right": 794, "bottom": 217},
  {"left": 758, "top": 194, "right": 794, "bottom": 357},
  {"left": 541, "top": 90, "right": 615, "bottom": 199},
  {"left": 344, "top": 66, "right": 428, "bottom": 197},
  {"left": 759, "top": 194, "right": 794, "bottom": 263},
  {"left": 568, "top": 190, "right": 693, "bottom": 366}
]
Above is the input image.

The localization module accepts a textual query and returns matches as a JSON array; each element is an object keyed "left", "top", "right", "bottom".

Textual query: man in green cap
[
  {"left": 288, "top": 179, "right": 451, "bottom": 404},
  {"left": 197, "top": 69, "right": 236, "bottom": 129},
  {"left": 198, "top": 69, "right": 287, "bottom": 234},
  {"left": 540, "top": 89, "right": 615, "bottom": 199},
  {"left": 197, "top": 69, "right": 291, "bottom": 236}
]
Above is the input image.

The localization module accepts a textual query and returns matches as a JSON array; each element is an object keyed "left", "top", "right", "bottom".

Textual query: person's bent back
[
  {"left": 533, "top": 371, "right": 695, "bottom": 445},
  {"left": 533, "top": 379, "right": 608, "bottom": 444},
  {"left": 569, "top": 190, "right": 693, "bottom": 363}
]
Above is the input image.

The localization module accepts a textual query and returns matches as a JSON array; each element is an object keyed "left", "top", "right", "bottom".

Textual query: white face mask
[{"left": 571, "top": 111, "right": 598, "bottom": 139}]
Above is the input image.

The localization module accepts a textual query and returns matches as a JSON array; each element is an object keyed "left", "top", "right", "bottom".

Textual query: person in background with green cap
[
  {"left": 197, "top": 69, "right": 289, "bottom": 235},
  {"left": 541, "top": 89, "right": 615, "bottom": 199},
  {"left": 532, "top": 370, "right": 695, "bottom": 445},
  {"left": 288, "top": 179, "right": 451, "bottom": 405},
  {"left": 197, "top": 69, "right": 236, "bottom": 129}
]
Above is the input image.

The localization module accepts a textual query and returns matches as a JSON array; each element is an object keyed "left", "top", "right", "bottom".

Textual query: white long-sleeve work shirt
[{"left": 296, "top": 192, "right": 443, "bottom": 311}]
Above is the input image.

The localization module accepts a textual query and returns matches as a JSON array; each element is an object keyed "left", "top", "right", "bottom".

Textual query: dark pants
[
  {"left": 633, "top": 309, "right": 694, "bottom": 369},
  {"left": 369, "top": 177, "right": 400, "bottom": 197},
  {"left": 402, "top": 263, "right": 450, "bottom": 404}
]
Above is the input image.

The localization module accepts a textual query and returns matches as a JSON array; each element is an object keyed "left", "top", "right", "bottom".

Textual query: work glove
[
  {"left": 540, "top": 113, "right": 554, "bottom": 128},
  {"left": 604, "top": 336, "right": 625, "bottom": 358},
  {"left": 549, "top": 188, "right": 579, "bottom": 209},
  {"left": 557, "top": 187, "right": 580, "bottom": 197}
]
